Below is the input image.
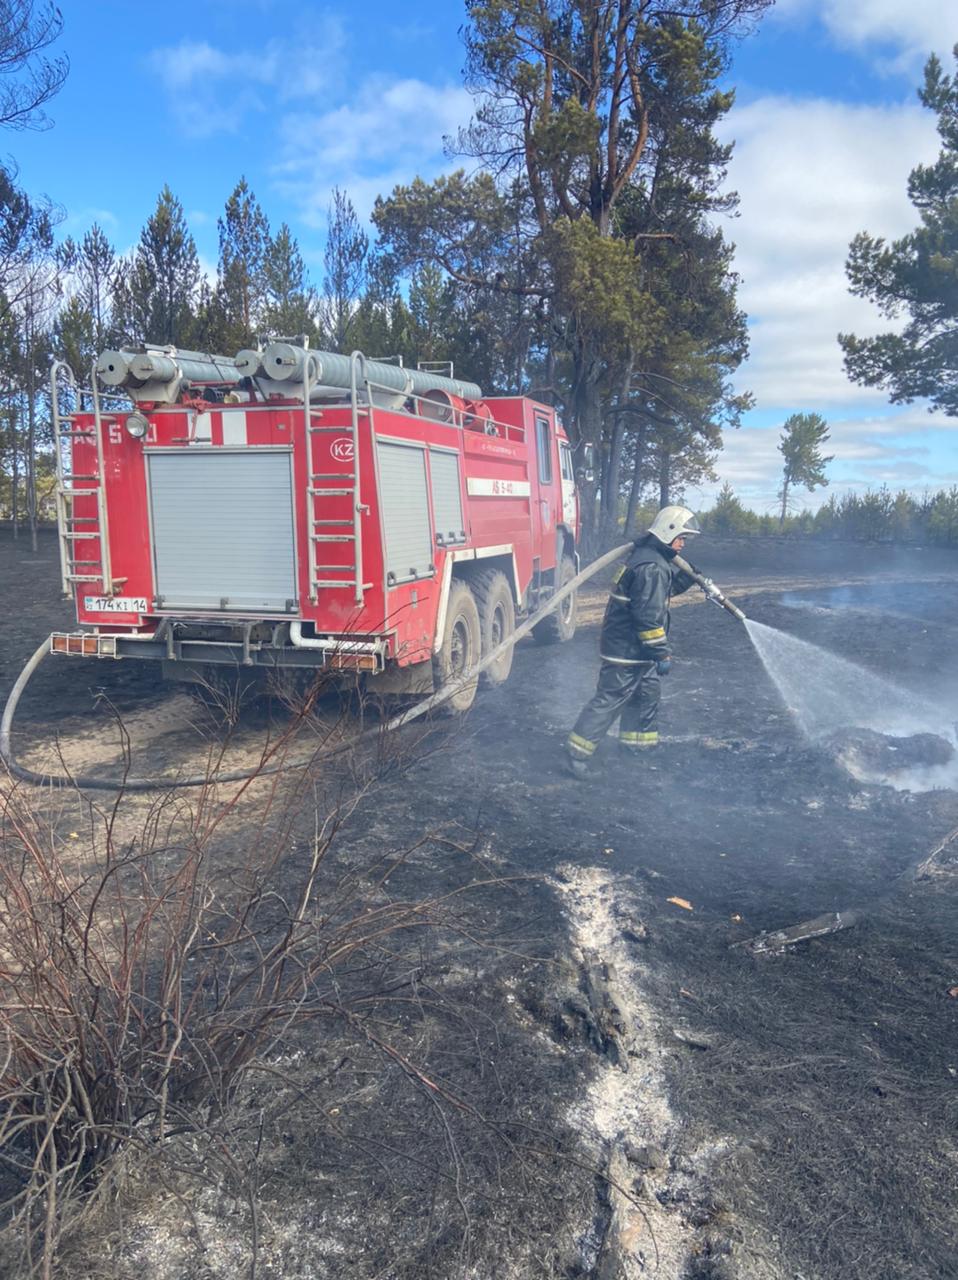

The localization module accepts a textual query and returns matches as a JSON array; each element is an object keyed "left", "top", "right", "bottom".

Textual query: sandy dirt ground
[{"left": 1, "top": 529, "right": 957, "bottom": 1280}]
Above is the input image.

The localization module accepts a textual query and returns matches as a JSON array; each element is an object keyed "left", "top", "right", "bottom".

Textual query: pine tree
[
  {"left": 115, "top": 186, "right": 200, "bottom": 346},
  {"left": 217, "top": 177, "right": 270, "bottom": 349},
  {"left": 840, "top": 46, "right": 958, "bottom": 416},
  {"left": 778, "top": 412, "right": 832, "bottom": 522},
  {"left": 319, "top": 189, "right": 368, "bottom": 351},
  {"left": 55, "top": 224, "right": 117, "bottom": 370},
  {"left": 0, "top": 162, "right": 56, "bottom": 328},
  {"left": 375, "top": 1, "right": 768, "bottom": 542},
  {"left": 262, "top": 224, "right": 316, "bottom": 339}
]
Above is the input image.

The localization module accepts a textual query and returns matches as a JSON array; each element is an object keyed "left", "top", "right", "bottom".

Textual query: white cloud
[
  {"left": 147, "top": 25, "right": 345, "bottom": 138},
  {"left": 773, "top": 0, "right": 956, "bottom": 72},
  {"left": 274, "top": 77, "right": 475, "bottom": 225},
  {"left": 63, "top": 207, "right": 120, "bottom": 234},
  {"left": 720, "top": 95, "right": 940, "bottom": 410},
  {"left": 689, "top": 407, "right": 958, "bottom": 513}
]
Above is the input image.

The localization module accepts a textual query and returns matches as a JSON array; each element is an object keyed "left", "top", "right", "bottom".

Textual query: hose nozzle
[{"left": 673, "top": 555, "right": 747, "bottom": 623}]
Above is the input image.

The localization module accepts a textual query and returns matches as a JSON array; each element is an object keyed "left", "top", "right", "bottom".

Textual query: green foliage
[
  {"left": 376, "top": 2, "right": 767, "bottom": 545},
  {"left": 0, "top": 162, "right": 56, "bottom": 328},
  {"left": 778, "top": 411, "right": 832, "bottom": 521},
  {"left": 701, "top": 484, "right": 958, "bottom": 546},
  {"left": 263, "top": 223, "right": 316, "bottom": 339},
  {"left": 700, "top": 481, "right": 759, "bottom": 534},
  {"left": 217, "top": 177, "right": 270, "bottom": 349},
  {"left": 54, "top": 224, "right": 117, "bottom": 371},
  {"left": 839, "top": 46, "right": 958, "bottom": 416},
  {"left": 319, "top": 188, "right": 368, "bottom": 351},
  {"left": 114, "top": 186, "right": 200, "bottom": 346}
]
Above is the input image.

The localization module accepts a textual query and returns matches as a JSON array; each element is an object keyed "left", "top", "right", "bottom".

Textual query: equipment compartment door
[
  {"left": 147, "top": 449, "right": 297, "bottom": 611},
  {"left": 376, "top": 440, "right": 434, "bottom": 585}
]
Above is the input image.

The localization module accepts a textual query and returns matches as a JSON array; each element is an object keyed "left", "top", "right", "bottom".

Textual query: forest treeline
[
  {"left": 699, "top": 483, "right": 958, "bottom": 546},
  {"left": 2, "top": 3, "right": 956, "bottom": 553}
]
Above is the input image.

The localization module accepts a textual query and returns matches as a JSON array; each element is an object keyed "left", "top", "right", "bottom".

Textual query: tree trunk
[
  {"left": 780, "top": 478, "right": 789, "bottom": 525},
  {"left": 600, "top": 416, "right": 625, "bottom": 547},
  {"left": 27, "top": 352, "right": 37, "bottom": 553},
  {"left": 658, "top": 449, "right": 671, "bottom": 508},
  {"left": 572, "top": 338, "right": 602, "bottom": 548},
  {"left": 624, "top": 427, "right": 647, "bottom": 536},
  {"left": 11, "top": 403, "right": 19, "bottom": 538},
  {"left": 599, "top": 352, "right": 633, "bottom": 547}
]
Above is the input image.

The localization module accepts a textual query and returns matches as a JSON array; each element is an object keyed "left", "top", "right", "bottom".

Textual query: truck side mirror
[{"left": 576, "top": 442, "right": 595, "bottom": 484}]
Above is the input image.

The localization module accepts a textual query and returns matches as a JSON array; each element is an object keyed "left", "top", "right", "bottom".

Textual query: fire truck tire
[
  {"left": 433, "top": 578, "right": 482, "bottom": 713},
  {"left": 532, "top": 556, "right": 577, "bottom": 645},
  {"left": 472, "top": 569, "right": 516, "bottom": 685}
]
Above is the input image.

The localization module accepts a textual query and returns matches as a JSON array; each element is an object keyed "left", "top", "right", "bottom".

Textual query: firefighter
[{"left": 565, "top": 506, "right": 701, "bottom": 778}]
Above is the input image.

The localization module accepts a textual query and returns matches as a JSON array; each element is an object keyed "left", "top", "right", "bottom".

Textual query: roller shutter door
[
  {"left": 148, "top": 450, "right": 297, "bottom": 611},
  {"left": 376, "top": 440, "right": 433, "bottom": 585},
  {"left": 429, "top": 448, "right": 465, "bottom": 545}
]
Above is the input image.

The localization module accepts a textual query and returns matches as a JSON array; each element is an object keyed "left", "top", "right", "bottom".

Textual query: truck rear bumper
[{"left": 50, "top": 630, "right": 385, "bottom": 671}]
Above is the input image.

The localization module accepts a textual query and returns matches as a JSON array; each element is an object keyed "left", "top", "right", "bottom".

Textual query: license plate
[{"left": 84, "top": 595, "right": 149, "bottom": 614}]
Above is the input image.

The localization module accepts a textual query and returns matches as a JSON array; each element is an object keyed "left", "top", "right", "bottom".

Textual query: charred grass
[{"left": 0, "top": 683, "right": 592, "bottom": 1279}]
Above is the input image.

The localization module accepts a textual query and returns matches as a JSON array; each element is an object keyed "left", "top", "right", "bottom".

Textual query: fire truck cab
[{"left": 51, "top": 343, "right": 583, "bottom": 711}]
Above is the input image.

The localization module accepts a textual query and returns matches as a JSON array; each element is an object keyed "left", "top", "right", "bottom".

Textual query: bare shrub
[{"left": 0, "top": 684, "right": 472, "bottom": 1278}]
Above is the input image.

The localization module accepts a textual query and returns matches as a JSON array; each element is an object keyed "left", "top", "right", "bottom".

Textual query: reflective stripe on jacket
[{"left": 598, "top": 535, "right": 696, "bottom": 665}]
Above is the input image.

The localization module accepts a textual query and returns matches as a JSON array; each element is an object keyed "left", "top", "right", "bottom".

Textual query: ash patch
[{"left": 552, "top": 864, "right": 787, "bottom": 1279}]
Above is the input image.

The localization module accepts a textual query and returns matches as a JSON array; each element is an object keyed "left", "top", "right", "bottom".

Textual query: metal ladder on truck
[
  {"left": 50, "top": 360, "right": 118, "bottom": 599},
  {"left": 304, "top": 349, "right": 372, "bottom": 607}
]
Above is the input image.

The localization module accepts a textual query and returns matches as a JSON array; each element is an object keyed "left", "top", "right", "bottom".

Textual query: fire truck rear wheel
[
  {"left": 433, "top": 578, "right": 482, "bottom": 713},
  {"left": 472, "top": 569, "right": 516, "bottom": 685},
  {"left": 533, "top": 555, "right": 577, "bottom": 645}
]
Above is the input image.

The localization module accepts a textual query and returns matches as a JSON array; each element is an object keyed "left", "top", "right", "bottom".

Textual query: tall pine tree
[
  {"left": 115, "top": 186, "right": 200, "bottom": 346},
  {"left": 217, "top": 177, "right": 270, "bottom": 349},
  {"left": 840, "top": 46, "right": 958, "bottom": 416},
  {"left": 263, "top": 223, "right": 317, "bottom": 338}
]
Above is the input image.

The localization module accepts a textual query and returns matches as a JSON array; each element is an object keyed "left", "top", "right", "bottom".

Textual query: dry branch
[{"left": 734, "top": 910, "right": 862, "bottom": 955}]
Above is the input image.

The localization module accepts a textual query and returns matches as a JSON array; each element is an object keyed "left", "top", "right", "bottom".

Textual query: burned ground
[{"left": 1, "top": 529, "right": 956, "bottom": 1279}]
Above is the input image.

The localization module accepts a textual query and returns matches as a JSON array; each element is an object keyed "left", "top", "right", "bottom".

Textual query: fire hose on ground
[{"left": 0, "top": 545, "right": 746, "bottom": 793}]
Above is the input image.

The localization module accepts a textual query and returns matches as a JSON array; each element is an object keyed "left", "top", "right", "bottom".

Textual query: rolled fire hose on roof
[{"left": 0, "top": 545, "right": 745, "bottom": 793}]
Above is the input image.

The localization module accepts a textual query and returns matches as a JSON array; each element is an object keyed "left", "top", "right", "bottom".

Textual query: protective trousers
[{"left": 567, "top": 661, "right": 661, "bottom": 760}]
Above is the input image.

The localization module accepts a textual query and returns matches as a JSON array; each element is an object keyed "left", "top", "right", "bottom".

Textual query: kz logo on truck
[{"left": 331, "top": 437, "right": 355, "bottom": 462}]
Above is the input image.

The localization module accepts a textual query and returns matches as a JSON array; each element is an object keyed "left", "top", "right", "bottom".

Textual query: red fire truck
[{"left": 50, "top": 342, "right": 586, "bottom": 710}]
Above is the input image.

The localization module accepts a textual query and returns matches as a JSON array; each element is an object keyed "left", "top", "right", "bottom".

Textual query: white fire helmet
[{"left": 647, "top": 505, "right": 702, "bottom": 545}]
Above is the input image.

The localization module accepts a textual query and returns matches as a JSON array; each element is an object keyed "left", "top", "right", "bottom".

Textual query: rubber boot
[{"left": 563, "top": 746, "right": 589, "bottom": 780}]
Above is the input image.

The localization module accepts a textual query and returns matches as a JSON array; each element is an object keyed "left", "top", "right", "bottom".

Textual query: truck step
[
  {"left": 310, "top": 473, "right": 355, "bottom": 481},
  {"left": 312, "top": 533, "right": 355, "bottom": 542}
]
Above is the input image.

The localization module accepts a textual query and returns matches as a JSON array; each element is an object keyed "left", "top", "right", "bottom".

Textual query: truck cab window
[{"left": 536, "top": 417, "right": 553, "bottom": 484}]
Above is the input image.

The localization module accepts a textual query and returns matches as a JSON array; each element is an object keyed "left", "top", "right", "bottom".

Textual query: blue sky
[{"left": 9, "top": 0, "right": 958, "bottom": 511}]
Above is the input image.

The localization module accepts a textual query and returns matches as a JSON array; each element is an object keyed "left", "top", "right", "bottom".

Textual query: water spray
[{"left": 672, "top": 554, "right": 747, "bottom": 623}]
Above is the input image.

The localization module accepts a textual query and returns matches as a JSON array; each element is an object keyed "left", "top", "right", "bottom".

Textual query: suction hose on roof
[{"left": 1, "top": 545, "right": 634, "bottom": 793}]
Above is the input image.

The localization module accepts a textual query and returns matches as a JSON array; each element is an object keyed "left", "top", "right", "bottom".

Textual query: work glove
[{"left": 656, "top": 656, "right": 672, "bottom": 676}]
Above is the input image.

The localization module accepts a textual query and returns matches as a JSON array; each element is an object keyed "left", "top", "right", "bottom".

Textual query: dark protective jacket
[{"left": 599, "top": 536, "right": 697, "bottom": 665}]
